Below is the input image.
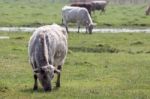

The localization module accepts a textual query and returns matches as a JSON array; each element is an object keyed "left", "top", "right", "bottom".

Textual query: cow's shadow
[
  {"left": 21, "top": 88, "right": 43, "bottom": 93},
  {"left": 21, "top": 86, "right": 60, "bottom": 93}
]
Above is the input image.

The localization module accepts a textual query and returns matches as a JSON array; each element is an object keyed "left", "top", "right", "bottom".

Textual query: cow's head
[
  {"left": 87, "top": 23, "right": 96, "bottom": 34},
  {"left": 34, "top": 65, "right": 60, "bottom": 91}
]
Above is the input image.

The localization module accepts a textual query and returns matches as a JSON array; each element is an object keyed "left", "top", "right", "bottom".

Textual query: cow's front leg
[
  {"left": 66, "top": 26, "right": 69, "bottom": 33},
  {"left": 78, "top": 26, "right": 80, "bottom": 33},
  {"left": 65, "top": 22, "right": 69, "bottom": 33},
  {"left": 55, "top": 65, "right": 62, "bottom": 87},
  {"left": 33, "top": 74, "right": 38, "bottom": 90},
  {"left": 85, "top": 26, "right": 88, "bottom": 33}
]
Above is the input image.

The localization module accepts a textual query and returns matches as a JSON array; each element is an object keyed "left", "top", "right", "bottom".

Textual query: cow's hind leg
[
  {"left": 64, "top": 22, "right": 69, "bottom": 33},
  {"left": 66, "top": 26, "right": 69, "bottom": 33},
  {"left": 77, "top": 22, "right": 80, "bottom": 33},
  {"left": 33, "top": 74, "right": 38, "bottom": 90},
  {"left": 56, "top": 65, "right": 62, "bottom": 87}
]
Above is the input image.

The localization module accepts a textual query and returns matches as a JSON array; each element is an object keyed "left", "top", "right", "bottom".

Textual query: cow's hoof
[
  {"left": 33, "top": 87, "right": 38, "bottom": 91},
  {"left": 44, "top": 88, "right": 52, "bottom": 92},
  {"left": 56, "top": 82, "right": 60, "bottom": 87}
]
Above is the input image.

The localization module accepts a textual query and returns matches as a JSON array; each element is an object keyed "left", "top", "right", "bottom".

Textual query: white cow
[
  {"left": 62, "top": 6, "right": 95, "bottom": 34},
  {"left": 146, "top": 5, "right": 150, "bottom": 15},
  {"left": 28, "top": 24, "right": 68, "bottom": 91}
]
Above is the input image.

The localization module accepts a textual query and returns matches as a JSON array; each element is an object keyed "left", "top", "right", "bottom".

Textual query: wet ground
[{"left": 0, "top": 27, "right": 150, "bottom": 33}]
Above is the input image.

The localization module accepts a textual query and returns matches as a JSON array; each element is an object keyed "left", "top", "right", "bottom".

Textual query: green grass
[
  {"left": 0, "top": 32, "right": 150, "bottom": 99},
  {"left": 0, "top": 0, "right": 65, "bottom": 26},
  {"left": 0, "top": 0, "right": 150, "bottom": 27},
  {"left": 93, "top": 5, "right": 150, "bottom": 27}
]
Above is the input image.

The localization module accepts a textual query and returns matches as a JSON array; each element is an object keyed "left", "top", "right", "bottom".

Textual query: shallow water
[
  {"left": 0, "top": 36, "right": 9, "bottom": 39},
  {"left": 70, "top": 28, "right": 150, "bottom": 33},
  {"left": 0, "top": 27, "right": 36, "bottom": 32},
  {"left": 0, "top": 27, "right": 150, "bottom": 33}
]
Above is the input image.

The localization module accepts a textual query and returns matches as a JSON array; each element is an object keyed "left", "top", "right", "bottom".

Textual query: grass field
[
  {"left": 0, "top": 0, "right": 150, "bottom": 27},
  {"left": 0, "top": 0, "right": 150, "bottom": 98},
  {"left": 0, "top": 32, "right": 150, "bottom": 99}
]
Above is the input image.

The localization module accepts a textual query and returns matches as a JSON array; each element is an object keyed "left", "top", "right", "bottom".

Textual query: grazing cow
[
  {"left": 145, "top": 5, "right": 150, "bottom": 15},
  {"left": 70, "top": 2, "right": 92, "bottom": 15},
  {"left": 91, "top": 0, "right": 108, "bottom": 13},
  {"left": 62, "top": 6, "right": 95, "bottom": 34},
  {"left": 28, "top": 24, "right": 68, "bottom": 91}
]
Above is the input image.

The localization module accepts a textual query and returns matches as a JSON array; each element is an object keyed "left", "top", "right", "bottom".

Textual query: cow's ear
[
  {"left": 34, "top": 69, "right": 40, "bottom": 73},
  {"left": 54, "top": 69, "right": 60, "bottom": 74}
]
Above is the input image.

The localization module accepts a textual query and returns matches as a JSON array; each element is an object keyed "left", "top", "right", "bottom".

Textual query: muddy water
[{"left": 0, "top": 27, "right": 150, "bottom": 33}]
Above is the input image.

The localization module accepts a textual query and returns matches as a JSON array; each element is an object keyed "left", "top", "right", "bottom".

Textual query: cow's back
[
  {"left": 62, "top": 6, "right": 89, "bottom": 25},
  {"left": 62, "top": 6, "right": 80, "bottom": 22},
  {"left": 29, "top": 24, "right": 67, "bottom": 69}
]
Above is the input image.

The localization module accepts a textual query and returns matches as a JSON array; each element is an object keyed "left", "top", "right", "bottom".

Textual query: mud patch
[
  {"left": 103, "top": 23, "right": 112, "bottom": 27},
  {"left": 0, "top": 86, "right": 8, "bottom": 93},
  {"left": 145, "top": 51, "right": 150, "bottom": 53},
  {"left": 0, "top": 83, "right": 9, "bottom": 93},
  {"left": 12, "top": 48, "right": 23, "bottom": 51},
  {"left": 69, "top": 44, "right": 119, "bottom": 53},
  {"left": 13, "top": 36, "right": 24, "bottom": 40},
  {"left": 130, "top": 41, "right": 144, "bottom": 45}
]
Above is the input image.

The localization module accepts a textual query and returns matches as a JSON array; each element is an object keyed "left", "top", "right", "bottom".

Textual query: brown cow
[
  {"left": 70, "top": 2, "right": 92, "bottom": 15},
  {"left": 91, "top": 0, "right": 108, "bottom": 13}
]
